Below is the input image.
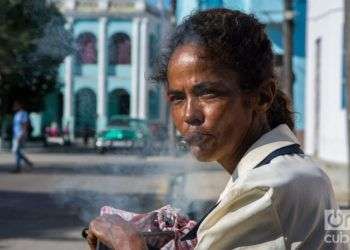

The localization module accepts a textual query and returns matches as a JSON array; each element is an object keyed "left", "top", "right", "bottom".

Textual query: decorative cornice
[{"left": 49, "top": 0, "right": 172, "bottom": 18}]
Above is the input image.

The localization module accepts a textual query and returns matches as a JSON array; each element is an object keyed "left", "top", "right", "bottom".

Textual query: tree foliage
[{"left": 0, "top": 0, "right": 72, "bottom": 115}]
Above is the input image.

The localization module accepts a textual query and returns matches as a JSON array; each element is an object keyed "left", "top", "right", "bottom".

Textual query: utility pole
[
  {"left": 171, "top": 0, "right": 177, "bottom": 16},
  {"left": 344, "top": 0, "right": 350, "bottom": 207},
  {"left": 283, "top": 0, "right": 294, "bottom": 104},
  {"left": 167, "top": 0, "right": 177, "bottom": 156}
]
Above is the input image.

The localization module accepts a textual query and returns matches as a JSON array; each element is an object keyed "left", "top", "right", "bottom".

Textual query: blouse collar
[{"left": 219, "top": 124, "right": 300, "bottom": 201}]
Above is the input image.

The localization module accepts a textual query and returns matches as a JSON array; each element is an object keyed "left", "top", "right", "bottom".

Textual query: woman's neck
[{"left": 218, "top": 116, "right": 271, "bottom": 175}]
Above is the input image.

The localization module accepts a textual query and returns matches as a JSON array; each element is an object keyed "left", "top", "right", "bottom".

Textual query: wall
[
  {"left": 176, "top": 0, "right": 199, "bottom": 22},
  {"left": 305, "top": 0, "right": 347, "bottom": 163}
]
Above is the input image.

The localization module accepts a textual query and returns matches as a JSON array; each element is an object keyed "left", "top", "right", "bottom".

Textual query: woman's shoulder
[
  {"left": 245, "top": 154, "right": 332, "bottom": 189},
  {"left": 235, "top": 155, "right": 337, "bottom": 234},
  {"left": 271, "top": 154, "right": 332, "bottom": 191},
  {"left": 222, "top": 154, "right": 337, "bottom": 213},
  {"left": 241, "top": 154, "right": 336, "bottom": 208}
]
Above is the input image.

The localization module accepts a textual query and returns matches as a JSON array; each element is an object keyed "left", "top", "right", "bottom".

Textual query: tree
[{"left": 0, "top": 0, "right": 72, "bottom": 127}]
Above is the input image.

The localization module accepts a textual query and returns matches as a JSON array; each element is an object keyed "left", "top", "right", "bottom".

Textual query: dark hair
[{"left": 153, "top": 8, "right": 294, "bottom": 130}]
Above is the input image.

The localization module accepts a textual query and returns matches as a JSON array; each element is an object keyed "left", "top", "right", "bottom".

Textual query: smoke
[
  {"left": 51, "top": 156, "right": 179, "bottom": 223},
  {"left": 51, "top": 152, "right": 220, "bottom": 224}
]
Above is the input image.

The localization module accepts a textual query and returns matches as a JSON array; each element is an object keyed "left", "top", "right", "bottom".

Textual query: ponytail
[{"left": 266, "top": 89, "right": 295, "bottom": 131}]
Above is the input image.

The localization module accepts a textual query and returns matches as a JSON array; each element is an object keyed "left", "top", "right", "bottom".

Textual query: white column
[
  {"left": 131, "top": 17, "right": 141, "bottom": 118},
  {"left": 138, "top": 17, "right": 149, "bottom": 119},
  {"left": 97, "top": 17, "right": 107, "bottom": 132},
  {"left": 63, "top": 17, "right": 74, "bottom": 140},
  {"left": 157, "top": 17, "right": 170, "bottom": 125}
]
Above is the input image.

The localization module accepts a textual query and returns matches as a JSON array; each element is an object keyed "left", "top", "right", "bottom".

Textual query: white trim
[
  {"left": 97, "top": 16, "right": 108, "bottom": 131},
  {"left": 63, "top": 17, "right": 75, "bottom": 140},
  {"left": 138, "top": 17, "right": 149, "bottom": 119},
  {"left": 131, "top": 17, "right": 141, "bottom": 118}
]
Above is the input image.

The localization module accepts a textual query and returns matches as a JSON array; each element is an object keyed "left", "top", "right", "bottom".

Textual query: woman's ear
[{"left": 254, "top": 80, "right": 276, "bottom": 113}]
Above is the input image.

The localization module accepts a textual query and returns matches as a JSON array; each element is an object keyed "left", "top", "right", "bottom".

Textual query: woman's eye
[
  {"left": 168, "top": 95, "right": 185, "bottom": 104},
  {"left": 201, "top": 90, "right": 219, "bottom": 98}
]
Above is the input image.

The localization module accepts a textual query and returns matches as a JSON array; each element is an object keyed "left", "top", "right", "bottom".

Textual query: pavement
[
  {"left": 0, "top": 146, "right": 349, "bottom": 249},
  {"left": 0, "top": 149, "right": 228, "bottom": 250}
]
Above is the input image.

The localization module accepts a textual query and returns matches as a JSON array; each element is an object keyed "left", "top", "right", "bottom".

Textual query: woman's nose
[{"left": 184, "top": 99, "right": 204, "bottom": 126}]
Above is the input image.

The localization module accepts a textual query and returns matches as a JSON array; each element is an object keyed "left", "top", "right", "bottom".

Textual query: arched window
[
  {"left": 108, "top": 33, "right": 131, "bottom": 65},
  {"left": 76, "top": 32, "right": 97, "bottom": 64}
]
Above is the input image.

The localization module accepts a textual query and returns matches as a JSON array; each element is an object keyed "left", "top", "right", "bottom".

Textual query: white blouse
[{"left": 194, "top": 124, "right": 345, "bottom": 250}]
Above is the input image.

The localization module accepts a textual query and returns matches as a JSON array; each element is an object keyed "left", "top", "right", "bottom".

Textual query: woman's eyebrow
[
  {"left": 166, "top": 81, "right": 232, "bottom": 96},
  {"left": 192, "top": 81, "right": 226, "bottom": 93},
  {"left": 166, "top": 89, "right": 184, "bottom": 96}
]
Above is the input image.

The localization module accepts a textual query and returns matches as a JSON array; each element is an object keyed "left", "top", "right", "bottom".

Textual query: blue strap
[
  {"left": 254, "top": 144, "right": 304, "bottom": 169},
  {"left": 181, "top": 143, "right": 303, "bottom": 241}
]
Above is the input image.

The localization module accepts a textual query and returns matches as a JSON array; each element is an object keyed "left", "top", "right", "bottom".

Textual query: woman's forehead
[
  {"left": 169, "top": 45, "right": 229, "bottom": 71},
  {"left": 168, "top": 43, "right": 236, "bottom": 75},
  {"left": 169, "top": 45, "right": 227, "bottom": 80},
  {"left": 168, "top": 44, "right": 207, "bottom": 69}
]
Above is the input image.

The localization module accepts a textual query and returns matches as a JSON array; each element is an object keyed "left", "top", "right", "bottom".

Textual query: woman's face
[{"left": 167, "top": 44, "right": 254, "bottom": 162}]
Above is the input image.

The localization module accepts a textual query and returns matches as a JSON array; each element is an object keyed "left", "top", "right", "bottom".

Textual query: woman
[{"left": 87, "top": 9, "right": 341, "bottom": 249}]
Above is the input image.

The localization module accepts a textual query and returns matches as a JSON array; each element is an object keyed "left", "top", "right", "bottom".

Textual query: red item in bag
[{"left": 100, "top": 205, "right": 197, "bottom": 250}]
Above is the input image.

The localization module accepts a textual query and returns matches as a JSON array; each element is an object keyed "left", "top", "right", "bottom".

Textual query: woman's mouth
[{"left": 184, "top": 132, "right": 211, "bottom": 146}]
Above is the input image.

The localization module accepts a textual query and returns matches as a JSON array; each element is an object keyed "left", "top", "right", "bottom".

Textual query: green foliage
[{"left": 0, "top": 0, "right": 72, "bottom": 114}]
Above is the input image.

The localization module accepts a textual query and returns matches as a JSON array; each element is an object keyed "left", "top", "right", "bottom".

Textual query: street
[{"left": 0, "top": 150, "right": 228, "bottom": 250}]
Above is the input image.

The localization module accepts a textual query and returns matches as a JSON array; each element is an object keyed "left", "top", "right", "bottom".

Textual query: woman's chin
[{"left": 190, "top": 146, "right": 216, "bottom": 162}]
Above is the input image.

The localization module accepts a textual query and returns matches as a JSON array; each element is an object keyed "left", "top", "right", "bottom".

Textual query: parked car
[
  {"left": 95, "top": 115, "right": 153, "bottom": 154},
  {"left": 44, "top": 122, "right": 70, "bottom": 146}
]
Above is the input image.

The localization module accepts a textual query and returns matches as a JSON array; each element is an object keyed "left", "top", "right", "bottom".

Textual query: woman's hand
[{"left": 87, "top": 214, "right": 148, "bottom": 250}]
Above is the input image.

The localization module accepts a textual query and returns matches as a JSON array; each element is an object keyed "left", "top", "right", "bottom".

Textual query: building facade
[
  {"left": 40, "top": 0, "right": 171, "bottom": 138},
  {"left": 176, "top": 0, "right": 306, "bottom": 141},
  {"left": 305, "top": 0, "right": 347, "bottom": 163}
]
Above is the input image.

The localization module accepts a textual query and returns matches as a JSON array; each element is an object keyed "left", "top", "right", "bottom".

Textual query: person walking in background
[{"left": 11, "top": 100, "right": 33, "bottom": 173}]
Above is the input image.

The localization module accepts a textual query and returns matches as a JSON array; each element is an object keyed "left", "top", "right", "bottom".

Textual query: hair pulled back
[{"left": 153, "top": 8, "right": 294, "bottom": 130}]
